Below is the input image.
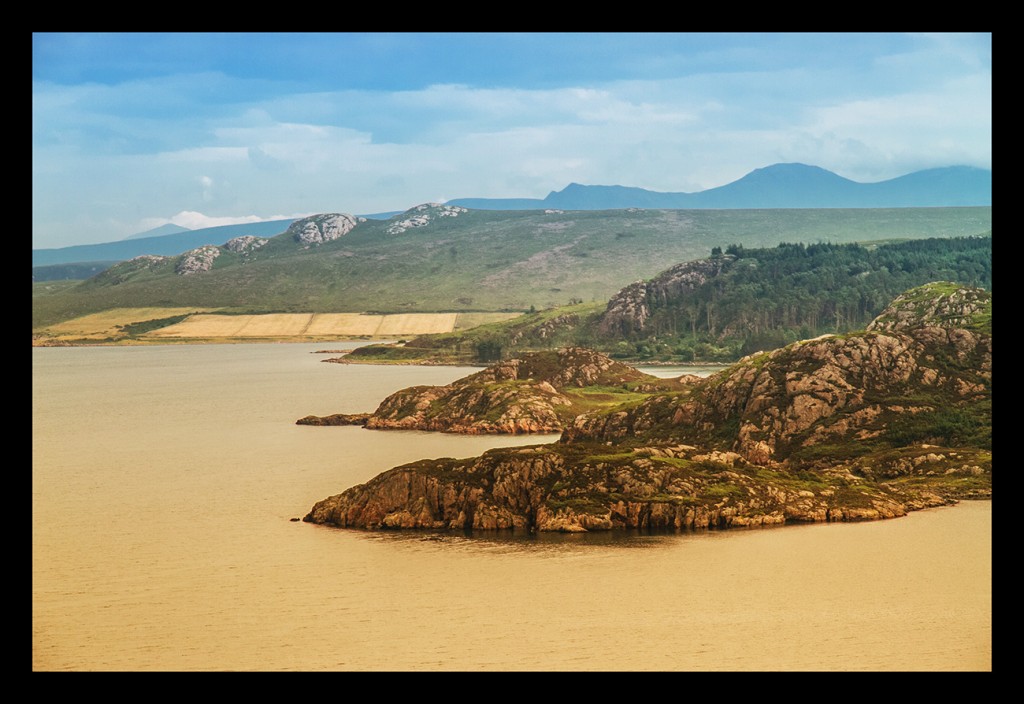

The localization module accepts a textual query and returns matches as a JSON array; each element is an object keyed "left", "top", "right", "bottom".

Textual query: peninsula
[{"left": 304, "top": 282, "right": 991, "bottom": 532}]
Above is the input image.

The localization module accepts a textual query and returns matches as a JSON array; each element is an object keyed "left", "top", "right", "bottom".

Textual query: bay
[{"left": 32, "top": 343, "right": 991, "bottom": 671}]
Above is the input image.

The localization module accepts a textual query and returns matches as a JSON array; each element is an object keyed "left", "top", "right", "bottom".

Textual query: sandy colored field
[
  {"left": 36, "top": 309, "right": 523, "bottom": 343},
  {"left": 41, "top": 307, "right": 214, "bottom": 339},
  {"left": 377, "top": 313, "right": 459, "bottom": 335},
  {"left": 304, "top": 314, "right": 385, "bottom": 336},
  {"left": 148, "top": 312, "right": 505, "bottom": 338}
]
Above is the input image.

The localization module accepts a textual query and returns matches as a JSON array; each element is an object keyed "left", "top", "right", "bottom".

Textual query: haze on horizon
[{"left": 32, "top": 32, "right": 991, "bottom": 249}]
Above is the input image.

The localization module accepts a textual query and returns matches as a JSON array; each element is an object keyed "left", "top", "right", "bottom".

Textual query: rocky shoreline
[
  {"left": 304, "top": 283, "right": 992, "bottom": 533},
  {"left": 298, "top": 347, "right": 686, "bottom": 434}
]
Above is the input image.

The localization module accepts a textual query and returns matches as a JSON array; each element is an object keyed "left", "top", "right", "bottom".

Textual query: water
[{"left": 32, "top": 343, "right": 991, "bottom": 671}]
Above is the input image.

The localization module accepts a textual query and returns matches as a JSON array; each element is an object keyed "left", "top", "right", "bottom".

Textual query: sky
[{"left": 32, "top": 32, "right": 992, "bottom": 249}]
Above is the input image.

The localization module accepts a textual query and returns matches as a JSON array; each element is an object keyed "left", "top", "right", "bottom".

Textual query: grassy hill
[
  {"left": 32, "top": 205, "right": 991, "bottom": 331},
  {"left": 343, "top": 235, "right": 991, "bottom": 365}
]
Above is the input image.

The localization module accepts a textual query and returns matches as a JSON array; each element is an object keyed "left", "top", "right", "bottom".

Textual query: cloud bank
[{"left": 32, "top": 33, "right": 991, "bottom": 249}]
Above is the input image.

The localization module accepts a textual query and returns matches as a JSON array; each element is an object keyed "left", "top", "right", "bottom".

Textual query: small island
[{"left": 304, "top": 283, "right": 991, "bottom": 533}]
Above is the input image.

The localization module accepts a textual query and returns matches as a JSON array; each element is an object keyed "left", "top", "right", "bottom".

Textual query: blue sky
[{"left": 32, "top": 32, "right": 991, "bottom": 249}]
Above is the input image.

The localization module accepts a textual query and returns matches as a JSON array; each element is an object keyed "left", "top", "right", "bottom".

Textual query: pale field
[
  {"left": 37, "top": 309, "right": 523, "bottom": 342},
  {"left": 149, "top": 314, "right": 254, "bottom": 338},
  {"left": 377, "top": 313, "right": 459, "bottom": 336},
  {"left": 40, "top": 307, "right": 215, "bottom": 340},
  {"left": 304, "top": 314, "right": 386, "bottom": 336}
]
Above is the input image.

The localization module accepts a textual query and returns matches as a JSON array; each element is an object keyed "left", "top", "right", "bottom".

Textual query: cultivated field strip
[
  {"left": 36, "top": 309, "right": 522, "bottom": 342},
  {"left": 42, "top": 307, "right": 212, "bottom": 339},
  {"left": 377, "top": 313, "right": 459, "bottom": 335},
  {"left": 149, "top": 312, "right": 475, "bottom": 338},
  {"left": 304, "top": 314, "right": 384, "bottom": 336}
]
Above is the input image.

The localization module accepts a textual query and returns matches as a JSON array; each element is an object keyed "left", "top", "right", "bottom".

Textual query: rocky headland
[
  {"left": 289, "top": 213, "right": 365, "bottom": 245},
  {"left": 297, "top": 347, "right": 685, "bottom": 434},
  {"left": 304, "top": 283, "right": 991, "bottom": 533}
]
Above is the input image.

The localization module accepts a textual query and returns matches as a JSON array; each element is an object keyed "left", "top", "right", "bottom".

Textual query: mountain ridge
[
  {"left": 33, "top": 163, "right": 990, "bottom": 271},
  {"left": 122, "top": 223, "right": 192, "bottom": 241},
  {"left": 448, "top": 163, "right": 991, "bottom": 211}
]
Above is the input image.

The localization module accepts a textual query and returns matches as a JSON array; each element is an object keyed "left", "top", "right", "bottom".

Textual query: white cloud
[
  {"left": 32, "top": 36, "right": 991, "bottom": 249},
  {"left": 139, "top": 210, "right": 314, "bottom": 232}
]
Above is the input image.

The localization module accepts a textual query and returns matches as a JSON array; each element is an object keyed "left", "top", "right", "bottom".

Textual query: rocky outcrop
[
  {"left": 385, "top": 204, "right": 468, "bottom": 235},
  {"left": 508, "top": 313, "right": 580, "bottom": 346},
  {"left": 305, "top": 284, "right": 991, "bottom": 532},
  {"left": 304, "top": 443, "right": 954, "bottom": 532},
  {"left": 224, "top": 235, "right": 268, "bottom": 253},
  {"left": 289, "top": 213, "right": 363, "bottom": 245},
  {"left": 296, "top": 413, "right": 370, "bottom": 426},
  {"left": 128, "top": 254, "right": 171, "bottom": 267},
  {"left": 570, "top": 284, "right": 992, "bottom": 463},
  {"left": 597, "top": 256, "right": 733, "bottom": 336},
  {"left": 468, "top": 347, "right": 654, "bottom": 389},
  {"left": 175, "top": 245, "right": 220, "bottom": 275},
  {"left": 866, "top": 281, "right": 991, "bottom": 333},
  {"left": 300, "top": 348, "right": 677, "bottom": 434},
  {"left": 365, "top": 382, "right": 571, "bottom": 434}
]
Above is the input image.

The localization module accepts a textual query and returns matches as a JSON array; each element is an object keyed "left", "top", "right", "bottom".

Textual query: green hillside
[
  {"left": 32, "top": 205, "right": 991, "bottom": 330},
  {"left": 345, "top": 235, "right": 991, "bottom": 365}
]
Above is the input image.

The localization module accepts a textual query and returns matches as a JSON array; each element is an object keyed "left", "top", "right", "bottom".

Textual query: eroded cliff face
[
  {"left": 304, "top": 283, "right": 991, "bottom": 532},
  {"left": 304, "top": 442, "right": 957, "bottom": 532},
  {"left": 597, "top": 256, "right": 733, "bottom": 337}
]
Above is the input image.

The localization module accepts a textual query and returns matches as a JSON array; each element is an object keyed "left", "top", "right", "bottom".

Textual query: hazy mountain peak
[{"left": 122, "top": 223, "right": 192, "bottom": 241}]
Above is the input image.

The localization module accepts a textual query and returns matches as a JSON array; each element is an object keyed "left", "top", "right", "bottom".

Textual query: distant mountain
[
  {"left": 122, "top": 223, "right": 191, "bottom": 241},
  {"left": 32, "top": 219, "right": 297, "bottom": 268},
  {"left": 447, "top": 164, "right": 992, "bottom": 211},
  {"left": 32, "top": 163, "right": 991, "bottom": 273},
  {"left": 32, "top": 205, "right": 991, "bottom": 330}
]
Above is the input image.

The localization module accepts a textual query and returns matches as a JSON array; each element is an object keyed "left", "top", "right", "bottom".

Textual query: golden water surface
[{"left": 32, "top": 344, "right": 991, "bottom": 671}]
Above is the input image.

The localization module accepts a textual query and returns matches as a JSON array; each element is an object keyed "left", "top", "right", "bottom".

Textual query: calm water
[{"left": 32, "top": 343, "right": 991, "bottom": 671}]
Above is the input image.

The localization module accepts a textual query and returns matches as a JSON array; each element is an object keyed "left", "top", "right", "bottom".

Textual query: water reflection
[{"left": 636, "top": 364, "right": 728, "bottom": 378}]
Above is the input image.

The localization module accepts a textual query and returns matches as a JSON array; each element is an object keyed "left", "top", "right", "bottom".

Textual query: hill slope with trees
[{"left": 345, "top": 235, "right": 991, "bottom": 364}]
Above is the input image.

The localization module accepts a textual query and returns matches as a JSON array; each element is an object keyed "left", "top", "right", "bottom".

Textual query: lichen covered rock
[
  {"left": 386, "top": 204, "right": 468, "bottom": 235},
  {"left": 289, "top": 213, "right": 363, "bottom": 245},
  {"left": 175, "top": 245, "right": 220, "bottom": 275},
  {"left": 224, "top": 235, "right": 268, "bottom": 253}
]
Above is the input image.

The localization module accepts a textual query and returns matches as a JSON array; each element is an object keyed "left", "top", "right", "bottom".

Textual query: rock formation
[
  {"left": 298, "top": 347, "right": 679, "bottom": 434},
  {"left": 224, "top": 235, "right": 268, "bottom": 253},
  {"left": 289, "top": 213, "right": 363, "bottom": 245},
  {"left": 303, "top": 442, "right": 954, "bottom": 532},
  {"left": 304, "top": 283, "right": 991, "bottom": 533},
  {"left": 597, "top": 255, "right": 733, "bottom": 336},
  {"left": 385, "top": 204, "right": 468, "bottom": 235},
  {"left": 175, "top": 245, "right": 220, "bottom": 275},
  {"left": 567, "top": 282, "right": 992, "bottom": 467}
]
